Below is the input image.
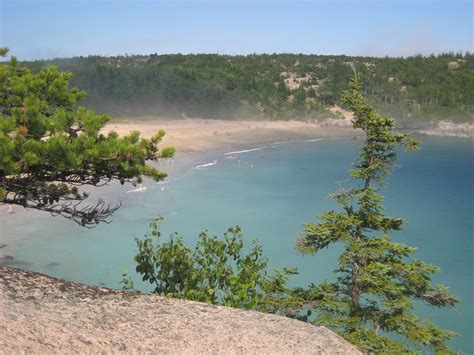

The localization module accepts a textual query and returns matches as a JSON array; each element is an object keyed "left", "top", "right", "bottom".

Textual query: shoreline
[
  {"left": 102, "top": 118, "right": 361, "bottom": 158},
  {"left": 1, "top": 118, "right": 471, "bottom": 263},
  {"left": 103, "top": 118, "right": 473, "bottom": 156}
]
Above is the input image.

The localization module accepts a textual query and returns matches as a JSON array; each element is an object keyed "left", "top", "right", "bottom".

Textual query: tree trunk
[{"left": 351, "top": 262, "right": 361, "bottom": 306}]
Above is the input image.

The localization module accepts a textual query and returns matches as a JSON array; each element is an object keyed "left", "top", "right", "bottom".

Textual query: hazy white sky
[{"left": 1, "top": 0, "right": 472, "bottom": 59}]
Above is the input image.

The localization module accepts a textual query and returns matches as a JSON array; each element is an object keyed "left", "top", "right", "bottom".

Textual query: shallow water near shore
[{"left": 1, "top": 136, "right": 472, "bottom": 352}]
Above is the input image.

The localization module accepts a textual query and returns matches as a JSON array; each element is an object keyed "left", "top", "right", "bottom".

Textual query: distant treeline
[{"left": 24, "top": 53, "right": 474, "bottom": 122}]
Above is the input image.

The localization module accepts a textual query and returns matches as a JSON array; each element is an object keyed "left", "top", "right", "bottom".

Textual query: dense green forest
[{"left": 24, "top": 53, "right": 474, "bottom": 123}]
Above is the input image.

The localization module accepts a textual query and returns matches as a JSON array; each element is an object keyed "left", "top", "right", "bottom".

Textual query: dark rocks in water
[
  {"left": 46, "top": 262, "right": 60, "bottom": 268},
  {"left": 0, "top": 255, "right": 31, "bottom": 267},
  {"left": 0, "top": 255, "right": 14, "bottom": 266}
]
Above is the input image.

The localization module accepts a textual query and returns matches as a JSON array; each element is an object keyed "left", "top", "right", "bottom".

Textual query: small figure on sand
[
  {"left": 127, "top": 183, "right": 147, "bottom": 193},
  {"left": 7, "top": 204, "right": 15, "bottom": 214}
]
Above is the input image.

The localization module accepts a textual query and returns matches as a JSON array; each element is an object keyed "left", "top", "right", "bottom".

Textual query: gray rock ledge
[{"left": 0, "top": 266, "right": 361, "bottom": 354}]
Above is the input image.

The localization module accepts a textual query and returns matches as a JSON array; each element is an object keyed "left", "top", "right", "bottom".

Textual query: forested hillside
[{"left": 24, "top": 53, "right": 474, "bottom": 123}]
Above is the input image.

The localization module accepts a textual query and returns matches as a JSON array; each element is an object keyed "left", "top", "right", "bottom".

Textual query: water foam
[
  {"left": 224, "top": 146, "right": 267, "bottom": 155},
  {"left": 195, "top": 161, "right": 218, "bottom": 170}
]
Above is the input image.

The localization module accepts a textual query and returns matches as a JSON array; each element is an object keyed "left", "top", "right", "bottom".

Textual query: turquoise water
[{"left": 1, "top": 136, "right": 472, "bottom": 352}]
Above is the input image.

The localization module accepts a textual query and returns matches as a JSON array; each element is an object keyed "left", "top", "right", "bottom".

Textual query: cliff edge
[{"left": 0, "top": 266, "right": 361, "bottom": 353}]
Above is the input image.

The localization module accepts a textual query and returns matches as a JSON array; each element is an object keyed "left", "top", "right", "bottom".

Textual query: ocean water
[{"left": 1, "top": 136, "right": 472, "bottom": 352}]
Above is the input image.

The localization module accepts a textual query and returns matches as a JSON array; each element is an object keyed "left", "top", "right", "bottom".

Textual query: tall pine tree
[{"left": 296, "top": 76, "right": 458, "bottom": 353}]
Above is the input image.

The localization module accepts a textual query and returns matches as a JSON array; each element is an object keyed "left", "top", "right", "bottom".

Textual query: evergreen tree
[
  {"left": 296, "top": 76, "right": 459, "bottom": 353},
  {"left": 0, "top": 49, "right": 174, "bottom": 226}
]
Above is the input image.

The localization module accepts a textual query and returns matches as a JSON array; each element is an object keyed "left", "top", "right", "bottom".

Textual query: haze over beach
[{"left": 0, "top": 0, "right": 473, "bottom": 353}]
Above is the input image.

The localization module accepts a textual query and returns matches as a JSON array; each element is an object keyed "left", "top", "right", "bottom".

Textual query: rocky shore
[{"left": 416, "top": 120, "right": 474, "bottom": 138}]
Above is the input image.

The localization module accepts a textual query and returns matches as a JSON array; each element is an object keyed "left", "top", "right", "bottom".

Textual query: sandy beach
[
  {"left": 103, "top": 116, "right": 472, "bottom": 159},
  {"left": 102, "top": 118, "right": 359, "bottom": 156}
]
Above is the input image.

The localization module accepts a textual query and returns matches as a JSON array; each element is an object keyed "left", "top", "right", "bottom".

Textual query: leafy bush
[{"left": 122, "top": 217, "right": 302, "bottom": 315}]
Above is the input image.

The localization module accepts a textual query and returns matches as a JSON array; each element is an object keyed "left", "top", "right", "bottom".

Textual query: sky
[{"left": 0, "top": 0, "right": 472, "bottom": 60}]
